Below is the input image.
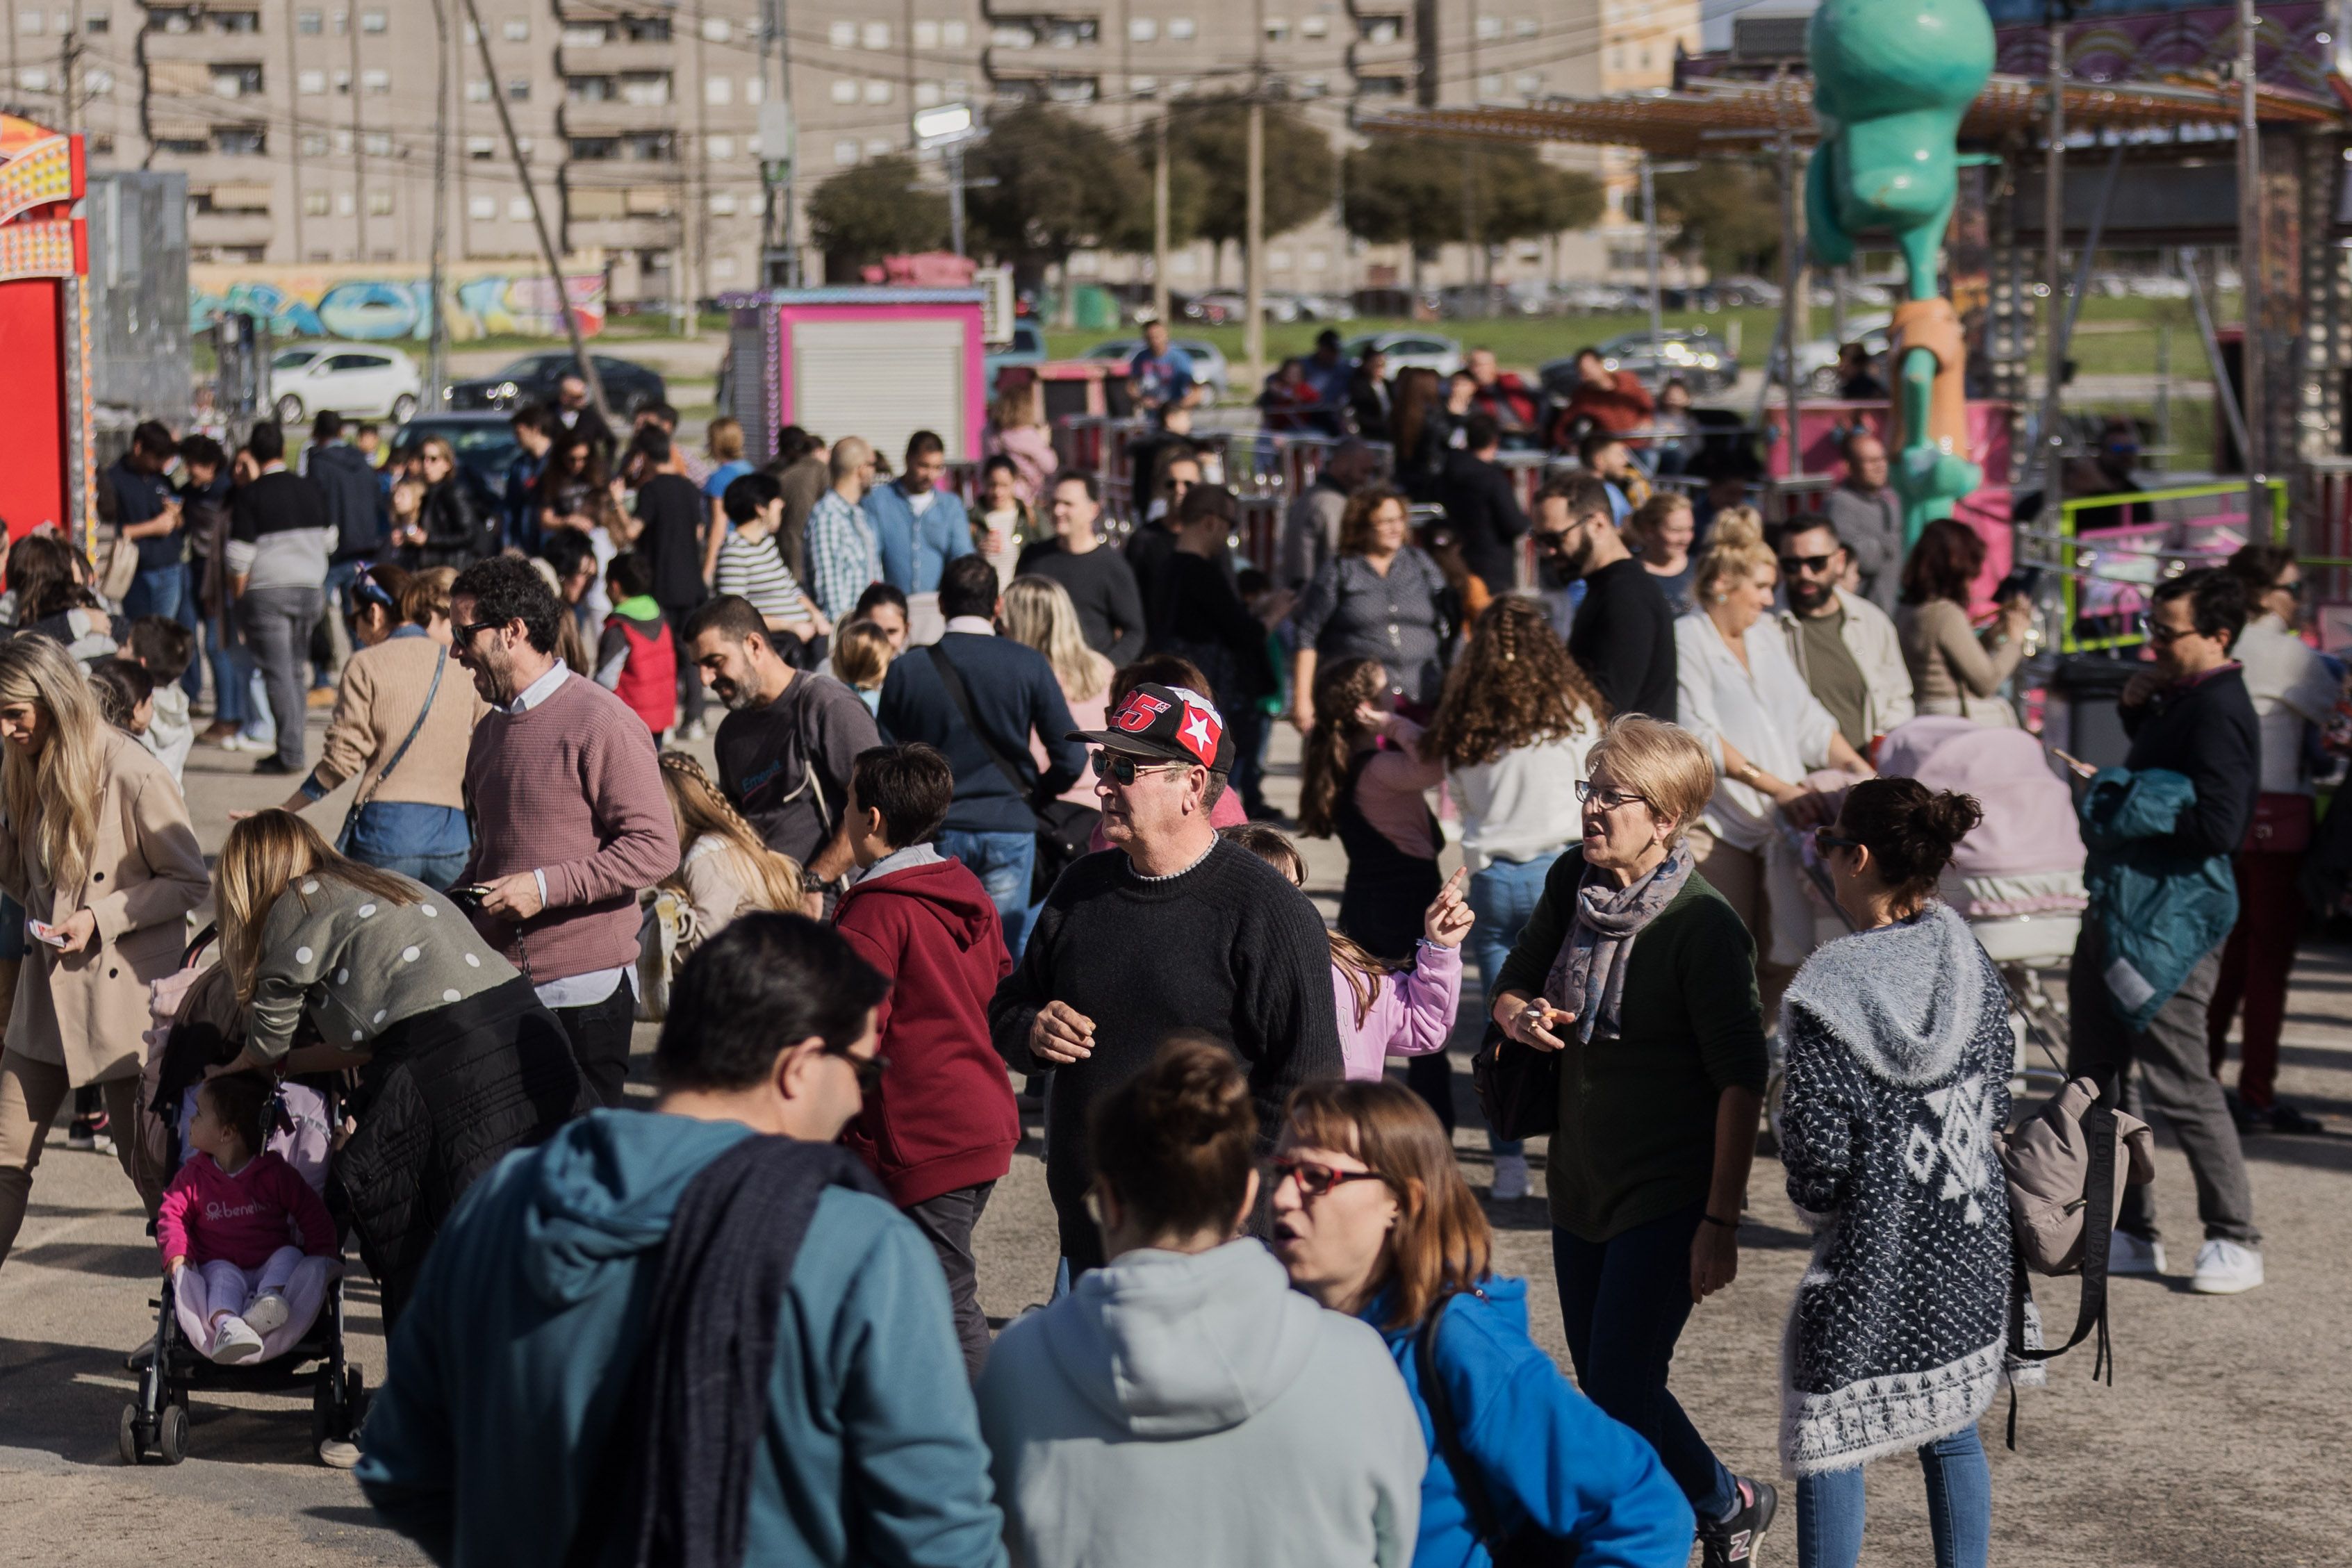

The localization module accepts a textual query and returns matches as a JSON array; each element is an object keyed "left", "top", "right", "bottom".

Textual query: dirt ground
[{"left": 1, "top": 718, "right": 2346, "bottom": 1565}]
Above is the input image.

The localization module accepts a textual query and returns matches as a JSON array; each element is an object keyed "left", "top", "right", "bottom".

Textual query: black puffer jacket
[
  {"left": 336, "top": 977, "right": 589, "bottom": 1324},
  {"left": 405, "top": 475, "right": 491, "bottom": 570}
]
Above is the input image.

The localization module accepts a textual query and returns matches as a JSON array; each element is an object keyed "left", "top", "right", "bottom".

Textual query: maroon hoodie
[{"left": 835, "top": 852, "right": 1020, "bottom": 1207}]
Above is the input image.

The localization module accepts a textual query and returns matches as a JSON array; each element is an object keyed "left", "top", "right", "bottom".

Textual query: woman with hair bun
[
  {"left": 976, "top": 1034, "right": 1428, "bottom": 1568},
  {"left": 1777, "top": 777, "right": 2016, "bottom": 1568}
]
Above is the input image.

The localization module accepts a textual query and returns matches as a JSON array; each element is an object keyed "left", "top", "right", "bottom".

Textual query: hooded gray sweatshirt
[{"left": 976, "top": 1238, "right": 1425, "bottom": 1568}]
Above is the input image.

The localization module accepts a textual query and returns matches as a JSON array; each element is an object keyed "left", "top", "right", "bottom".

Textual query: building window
[
  {"left": 829, "top": 21, "right": 855, "bottom": 47},
  {"left": 1477, "top": 72, "right": 1503, "bottom": 99},
  {"left": 746, "top": 77, "right": 762, "bottom": 103},
  {"left": 1268, "top": 248, "right": 1291, "bottom": 270},
  {"left": 466, "top": 77, "right": 490, "bottom": 101},
  {"left": 941, "top": 19, "right": 967, "bottom": 46},
  {"left": 830, "top": 78, "right": 857, "bottom": 103},
  {"left": 1263, "top": 15, "right": 1288, "bottom": 42},
  {"left": 305, "top": 191, "right": 331, "bottom": 215},
  {"left": 1130, "top": 74, "right": 1158, "bottom": 97},
  {"left": 1301, "top": 15, "right": 1326, "bottom": 37},
  {"left": 85, "top": 8, "right": 109, "bottom": 33},
  {"left": 360, "top": 9, "right": 386, "bottom": 33},
  {"left": 620, "top": 72, "right": 671, "bottom": 106},
  {"left": 507, "top": 79, "right": 530, "bottom": 99},
  {"left": 706, "top": 75, "right": 732, "bottom": 105},
  {"left": 914, "top": 19, "right": 938, "bottom": 47},
  {"left": 1362, "top": 18, "right": 1398, "bottom": 42},
  {"left": 865, "top": 136, "right": 893, "bottom": 156},
  {"left": 709, "top": 192, "right": 739, "bottom": 215},
  {"left": 1129, "top": 17, "right": 1156, "bottom": 41},
  {"left": 561, "top": 22, "right": 606, "bottom": 47},
  {"left": 1167, "top": 16, "right": 1194, "bottom": 40},
  {"left": 297, "top": 8, "right": 322, "bottom": 32},
  {"left": 914, "top": 79, "right": 940, "bottom": 107},
  {"left": 17, "top": 67, "right": 48, "bottom": 92},
  {"left": 569, "top": 137, "right": 618, "bottom": 159},
  {"left": 862, "top": 22, "right": 889, "bottom": 48},
  {"left": 368, "top": 188, "right": 393, "bottom": 215},
  {"left": 336, "top": 191, "right": 355, "bottom": 215},
  {"left": 300, "top": 133, "right": 328, "bottom": 156},
  {"left": 333, "top": 68, "right": 350, "bottom": 93},
  {"left": 1474, "top": 14, "right": 1502, "bottom": 39},
  {"left": 86, "top": 66, "right": 112, "bottom": 94},
  {"left": 468, "top": 195, "right": 495, "bottom": 220},
  {"left": 1516, "top": 71, "right": 1542, "bottom": 94},
  {"left": 334, "top": 130, "right": 352, "bottom": 152},
  {"left": 467, "top": 135, "right": 494, "bottom": 159},
  {"left": 713, "top": 254, "right": 739, "bottom": 279},
  {"left": 864, "top": 79, "right": 892, "bottom": 104},
  {"left": 1306, "top": 247, "right": 1329, "bottom": 270},
  {"left": 708, "top": 134, "right": 734, "bottom": 158},
  {"left": 504, "top": 17, "right": 529, "bottom": 40},
  {"left": 702, "top": 15, "right": 728, "bottom": 41},
  {"left": 509, "top": 197, "right": 532, "bottom": 220},
  {"left": 362, "top": 132, "right": 391, "bottom": 155},
  {"left": 298, "top": 69, "right": 325, "bottom": 94},
  {"left": 18, "top": 10, "right": 41, "bottom": 33},
  {"left": 834, "top": 139, "right": 858, "bottom": 165},
  {"left": 215, "top": 9, "right": 260, "bottom": 33},
  {"left": 1514, "top": 15, "right": 1538, "bottom": 36},
  {"left": 361, "top": 68, "right": 390, "bottom": 94},
  {"left": 1296, "top": 73, "right": 1325, "bottom": 95}
]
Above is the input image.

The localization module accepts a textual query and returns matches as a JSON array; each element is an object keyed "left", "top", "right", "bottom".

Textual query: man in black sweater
[
  {"left": 1437, "top": 412, "right": 1530, "bottom": 597},
  {"left": 2068, "top": 568, "right": 2263, "bottom": 1296},
  {"left": 988, "top": 682, "right": 1342, "bottom": 1273},
  {"left": 1014, "top": 472, "right": 1146, "bottom": 666},
  {"left": 1538, "top": 473, "right": 1677, "bottom": 721}
]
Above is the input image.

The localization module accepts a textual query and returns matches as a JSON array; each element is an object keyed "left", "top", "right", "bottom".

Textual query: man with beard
[
  {"left": 1768, "top": 514, "right": 1913, "bottom": 752},
  {"left": 684, "top": 593, "right": 880, "bottom": 911},
  {"left": 1535, "top": 474, "right": 1677, "bottom": 721},
  {"left": 448, "top": 555, "right": 679, "bottom": 1105}
]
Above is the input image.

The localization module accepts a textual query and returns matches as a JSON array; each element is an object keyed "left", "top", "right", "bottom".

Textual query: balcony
[
  {"left": 986, "top": 42, "right": 1107, "bottom": 79},
  {"left": 560, "top": 132, "right": 680, "bottom": 169},
  {"left": 1348, "top": 0, "right": 1413, "bottom": 15},
  {"left": 188, "top": 208, "right": 278, "bottom": 249},
  {"left": 980, "top": 0, "right": 1100, "bottom": 22},
  {"left": 554, "top": 38, "right": 675, "bottom": 76},
  {"left": 1347, "top": 37, "right": 1417, "bottom": 72},
  {"left": 559, "top": 96, "right": 674, "bottom": 138}
]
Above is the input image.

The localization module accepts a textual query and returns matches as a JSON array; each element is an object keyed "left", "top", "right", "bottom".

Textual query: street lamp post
[{"left": 914, "top": 102, "right": 982, "bottom": 259}]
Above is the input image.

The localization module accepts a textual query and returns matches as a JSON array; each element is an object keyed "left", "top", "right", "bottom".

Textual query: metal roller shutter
[{"left": 789, "top": 317, "right": 967, "bottom": 465}]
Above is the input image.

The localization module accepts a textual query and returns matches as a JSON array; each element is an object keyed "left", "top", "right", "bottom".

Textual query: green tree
[
  {"left": 1166, "top": 95, "right": 1337, "bottom": 277},
  {"left": 1653, "top": 158, "right": 1784, "bottom": 277},
  {"left": 807, "top": 155, "right": 948, "bottom": 277},
  {"left": 964, "top": 101, "right": 1142, "bottom": 297},
  {"left": 1344, "top": 135, "right": 1602, "bottom": 284}
]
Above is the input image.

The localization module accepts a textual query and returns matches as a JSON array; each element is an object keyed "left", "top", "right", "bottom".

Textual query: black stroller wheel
[
  {"left": 311, "top": 1367, "right": 336, "bottom": 1446},
  {"left": 156, "top": 1403, "right": 190, "bottom": 1465},
  {"left": 117, "top": 1403, "right": 142, "bottom": 1465},
  {"left": 343, "top": 1364, "right": 368, "bottom": 1436}
]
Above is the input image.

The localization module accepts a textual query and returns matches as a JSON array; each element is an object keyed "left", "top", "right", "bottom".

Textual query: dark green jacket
[{"left": 1496, "top": 850, "right": 1770, "bottom": 1241}]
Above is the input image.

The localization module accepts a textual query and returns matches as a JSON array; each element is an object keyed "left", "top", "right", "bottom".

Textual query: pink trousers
[{"left": 174, "top": 1246, "right": 334, "bottom": 1362}]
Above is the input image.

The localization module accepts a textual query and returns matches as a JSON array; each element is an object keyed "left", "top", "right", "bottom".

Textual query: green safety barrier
[{"left": 2051, "top": 480, "right": 2288, "bottom": 654}]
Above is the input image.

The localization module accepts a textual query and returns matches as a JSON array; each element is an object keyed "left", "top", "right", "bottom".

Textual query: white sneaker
[
  {"left": 318, "top": 1437, "right": 363, "bottom": 1469},
  {"left": 2190, "top": 1239, "right": 2264, "bottom": 1295},
  {"left": 2107, "top": 1230, "right": 2166, "bottom": 1276},
  {"left": 1490, "top": 1153, "right": 1530, "bottom": 1202},
  {"left": 677, "top": 720, "right": 709, "bottom": 742},
  {"left": 210, "top": 1314, "right": 265, "bottom": 1364},
  {"left": 220, "top": 732, "right": 274, "bottom": 754},
  {"left": 241, "top": 1289, "right": 290, "bottom": 1336}
]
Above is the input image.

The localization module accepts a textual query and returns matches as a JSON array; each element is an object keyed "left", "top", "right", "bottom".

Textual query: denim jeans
[
  {"left": 1466, "top": 852, "right": 1561, "bottom": 1161},
  {"left": 317, "top": 559, "right": 363, "bottom": 686},
  {"left": 205, "top": 605, "right": 249, "bottom": 727},
  {"left": 347, "top": 801, "right": 470, "bottom": 891},
  {"left": 124, "top": 564, "right": 183, "bottom": 623},
  {"left": 1795, "top": 1426, "right": 1991, "bottom": 1568},
  {"left": 238, "top": 585, "right": 324, "bottom": 768},
  {"left": 1554, "top": 1205, "right": 1738, "bottom": 1517},
  {"left": 939, "top": 828, "right": 1036, "bottom": 957}
]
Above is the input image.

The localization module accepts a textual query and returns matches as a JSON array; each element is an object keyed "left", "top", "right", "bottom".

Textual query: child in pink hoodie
[
  {"left": 156, "top": 1073, "right": 337, "bottom": 1364},
  {"left": 1224, "top": 825, "right": 1472, "bottom": 1080}
]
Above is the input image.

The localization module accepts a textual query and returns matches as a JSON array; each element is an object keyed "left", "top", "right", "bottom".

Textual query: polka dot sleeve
[{"left": 243, "top": 879, "right": 338, "bottom": 1065}]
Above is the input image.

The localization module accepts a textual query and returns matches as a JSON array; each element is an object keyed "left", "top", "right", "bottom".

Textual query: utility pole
[
  {"left": 2040, "top": 2, "right": 2067, "bottom": 516},
  {"left": 760, "top": 0, "right": 802, "bottom": 286},
  {"left": 1151, "top": 110, "right": 1170, "bottom": 323},
  {"left": 1244, "top": 0, "right": 1266, "bottom": 388},
  {"left": 350, "top": 6, "right": 368, "bottom": 260},
  {"left": 286, "top": 0, "right": 306, "bottom": 258},
  {"left": 1777, "top": 122, "right": 1804, "bottom": 481},
  {"left": 427, "top": 0, "right": 450, "bottom": 409},
  {"left": 1642, "top": 153, "right": 1663, "bottom": 383},
  {"left": 460, "top": 0, "right": 611, "bottom": 423},
  {"left": 57, "top": 3, "right": 78, "bottom": 138},
  {"left": 2235, "top": 0, "right": 2263, "bottom": 529}
]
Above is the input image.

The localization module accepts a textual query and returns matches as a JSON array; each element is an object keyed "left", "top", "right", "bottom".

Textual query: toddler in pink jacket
[
  {"left": 1224, "top": 825, "right": 1474, "bottom": 1080},
  {"left": 157, "top": 1073, "right": 337, "bottom": 1364}
]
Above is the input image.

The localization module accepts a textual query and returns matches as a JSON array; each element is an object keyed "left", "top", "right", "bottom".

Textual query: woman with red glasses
[{"left": 1270, "top": 1075, "right": 1694, "bottom": 1568}]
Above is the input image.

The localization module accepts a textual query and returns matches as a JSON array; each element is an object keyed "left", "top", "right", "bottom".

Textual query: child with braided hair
[{"left": 655, "top": 752, "right": 805, "bottom": 945}]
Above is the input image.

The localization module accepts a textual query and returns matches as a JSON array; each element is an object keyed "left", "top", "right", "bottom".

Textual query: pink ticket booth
[{"left": 720, "top": 287, "right": 987, "bottom": 468}]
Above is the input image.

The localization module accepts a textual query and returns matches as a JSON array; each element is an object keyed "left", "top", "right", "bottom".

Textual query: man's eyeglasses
[
  {"left": 452, "top": 620, "right": 502, "bottom": 645},
  {"left": 1090, "top": 750, "right": 1187, "bottom": 785},
  {"left": 1778, "top": 553, "right": 1838, "bottom": 576},
  {"left": 2138, "top": 614, "right": 2186, "bottom": 647},
  {"left": 1814, "top": 828, "right": 1862, "bottom": 856},
  {"left": 826, "top": 1044, "right": 889, "bottom": 1090},
  {"left": 1574, "top": 779, "right": 1648, "bottom": 811},
  {"left": 1269, "top": 1155, "right": 1389, "bottom": 1200}
]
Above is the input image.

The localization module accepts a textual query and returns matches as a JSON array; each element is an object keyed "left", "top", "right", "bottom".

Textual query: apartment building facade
[{"left": 1, "top": 0, "right": 1696, "bottom": 309}]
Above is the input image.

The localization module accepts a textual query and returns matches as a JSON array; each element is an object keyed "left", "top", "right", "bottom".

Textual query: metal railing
[{"left": 2019, "top": 479, "right": 2289, "bottom": 653}]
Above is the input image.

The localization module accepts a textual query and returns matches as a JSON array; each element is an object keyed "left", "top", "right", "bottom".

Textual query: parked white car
[
  {"left": 271, "top": 343, "right": 422, "bottom": 426},
  {"left": 1342, "top": 330, "right": 1463, "bottom": 379}
]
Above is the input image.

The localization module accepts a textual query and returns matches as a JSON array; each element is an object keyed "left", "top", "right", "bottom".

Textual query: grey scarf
[{"left": 1545, "top": 847, "right": 1695, "bottom": 1041}]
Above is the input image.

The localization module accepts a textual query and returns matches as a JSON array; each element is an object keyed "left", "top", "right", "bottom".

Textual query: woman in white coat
[{"left": 1674, "top": 511, "right": 1872, "bottom": 1015}]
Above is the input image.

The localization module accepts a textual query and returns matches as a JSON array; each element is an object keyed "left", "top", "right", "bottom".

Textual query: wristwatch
[{"left": 800, "top": 866, "right": 842, "bottom": 895}]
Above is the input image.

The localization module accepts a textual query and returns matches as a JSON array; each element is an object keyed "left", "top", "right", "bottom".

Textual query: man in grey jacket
[
  {"left": 1823, "top": 431, "right": 1904, "bottom": 615},
  {"left": 1772, "top": 514, "right": 1914, "bottom": 752}
]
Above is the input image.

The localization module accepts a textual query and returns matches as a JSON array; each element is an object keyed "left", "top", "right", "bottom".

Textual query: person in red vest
[{"left": 594, "top": 550, "right": 677, "bottom": 741}]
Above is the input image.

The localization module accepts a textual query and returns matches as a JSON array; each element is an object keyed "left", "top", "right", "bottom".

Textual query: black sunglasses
[
  {"left": 1778, "top": 552, "right": 1838, "bottom": 576},
  {"left": 827, "top": 1044, "right": 890, "bottom": 1090},
  {"left": 1814, "top": 827, "right": 1862, "bottom": 855},
  {"left": 452, "top": 619, "right": 502, "bottom": 645},
  {"left": 1091, "top": 750, "right": 1187, "bottom": 785}
]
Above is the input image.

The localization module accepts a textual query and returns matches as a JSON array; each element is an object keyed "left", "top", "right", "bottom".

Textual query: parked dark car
[{"left": 444, "top": 352, "right": 667, "bottom": 415}]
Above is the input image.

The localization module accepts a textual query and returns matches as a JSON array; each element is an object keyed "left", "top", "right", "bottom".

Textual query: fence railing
[{"left": 2016, "top": 479, "right": 2289, "bottom": 653}]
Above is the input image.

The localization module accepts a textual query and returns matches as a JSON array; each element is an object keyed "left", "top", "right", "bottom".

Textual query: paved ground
[{"left": 2, "top": 709, "right": 2347, "bottom": 1564}]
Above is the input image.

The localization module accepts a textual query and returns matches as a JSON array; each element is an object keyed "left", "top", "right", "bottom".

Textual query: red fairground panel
[{"left": 0, "top": 114, "right": 88, "bottom": 543}]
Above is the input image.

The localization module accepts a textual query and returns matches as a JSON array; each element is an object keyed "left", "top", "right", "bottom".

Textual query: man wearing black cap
[{"left": 988, "top": 682, "right": 1344, "bottom": 1277}]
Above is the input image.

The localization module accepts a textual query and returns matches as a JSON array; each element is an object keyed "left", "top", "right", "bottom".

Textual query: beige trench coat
[{"left": 0, "top": 728, "right": 208, "bottom": 1085}]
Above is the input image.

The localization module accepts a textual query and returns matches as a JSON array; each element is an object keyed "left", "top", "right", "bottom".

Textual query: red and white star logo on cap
[{"left": 1176, "top": 702, "right": 1222, "bottom": 765}]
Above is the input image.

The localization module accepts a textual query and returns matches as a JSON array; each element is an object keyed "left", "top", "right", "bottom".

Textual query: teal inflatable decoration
[{"left": 1807, "top": 0, "right": 1996, "bottom": 543}]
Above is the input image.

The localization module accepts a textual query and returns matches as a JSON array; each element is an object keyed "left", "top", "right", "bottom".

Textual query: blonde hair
[
  {"left": 0, "top": 636, "right": 104, "bottom": 894},
  {"left": 1691, "top": 506, "right": 1773, "bottom": 604},
  {"left": 215, "top": 811, "right": 424, "bottom": 1004},
  {"left": 399, "top": 565, "right": 457, "bottom": 628},
  {"left": 999, "top": 574, "right": 1108, "bottom": 702},
  {"left": 828, "top": 618, "right": 894, "bottom": 693},
  {"left": 1584, "top": 713, "right": 1715, "bottom": 842},
  {"left": 706, "top": 415, "right": 744, "bottom": 463},
  {"left": 657, "top": 752, "right": 803, "bottom": 914}
]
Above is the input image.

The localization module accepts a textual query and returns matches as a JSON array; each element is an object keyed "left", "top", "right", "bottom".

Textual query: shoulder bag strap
[
  {"left": 339, "top": 647, "right": 446, "bottom": 845},
  {"left": 924, "top": 643, "right": 1038, "bottom": 807},
  {"left": 1413, "top": 1293, "right": 1511, "bottom": 1552}
]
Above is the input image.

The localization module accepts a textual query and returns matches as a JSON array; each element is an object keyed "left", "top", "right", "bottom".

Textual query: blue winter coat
[
  {"left": 1361, "top": 1277, "right": 1695, "bottom": 1568},
  {"left": 2080, "top": 764, "right": 2239, "bottom": 1031},
  {"left": 866, "top": 479, "right": 976, "bottom": 594}
]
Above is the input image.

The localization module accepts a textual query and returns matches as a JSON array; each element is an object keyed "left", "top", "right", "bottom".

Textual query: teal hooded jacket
[
  {"left": 2080, "top": 766, "right": 2239, "bottom": 1032},
  {"left": 355, "top": 1110, "right": 1007, "bottom": 1568}
]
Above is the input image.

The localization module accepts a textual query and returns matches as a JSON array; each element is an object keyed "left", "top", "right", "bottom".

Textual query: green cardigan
[{"left": 1495, "top": 849, "right": 1770, "bottom": 1241}]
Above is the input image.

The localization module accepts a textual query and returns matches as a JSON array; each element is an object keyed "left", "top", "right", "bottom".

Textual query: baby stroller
[
  {"left": 1876, "top": 716, "right": 2084, "bottom": 1094},
  {"left": 117, "top": 936, "right": 367, "bottom": 1467}
]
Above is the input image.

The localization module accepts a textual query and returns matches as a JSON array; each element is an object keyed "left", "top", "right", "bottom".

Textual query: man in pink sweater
[{"left": 452, "top": 556, "right": 680, "bottom": 1105}]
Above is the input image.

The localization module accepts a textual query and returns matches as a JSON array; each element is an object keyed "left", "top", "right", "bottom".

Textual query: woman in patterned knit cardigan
[{"left": 1777, "top": 778, "right": 2017, "bottom": 1568}]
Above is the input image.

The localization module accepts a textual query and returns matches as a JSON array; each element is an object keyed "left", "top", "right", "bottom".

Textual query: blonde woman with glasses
[{"left": 0, "top": 637, "right": 208, "bottom": 1269}]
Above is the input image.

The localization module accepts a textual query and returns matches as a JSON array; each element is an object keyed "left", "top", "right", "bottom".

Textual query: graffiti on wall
[{"left": 188, "top": 264, "right": 606, "bottom": 343}]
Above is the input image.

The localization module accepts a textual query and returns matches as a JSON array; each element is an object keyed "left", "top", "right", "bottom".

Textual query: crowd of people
[{"left": 0, "top": 363, "right": 2319, "bottom": 1568}]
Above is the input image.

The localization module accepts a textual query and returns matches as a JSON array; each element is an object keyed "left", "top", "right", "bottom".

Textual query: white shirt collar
[
  {"left": 505, "top": 661, "right": 570, "bottom": 715},
  {"left": 943, "top": 616, "right": 995, "bottom": 636}
]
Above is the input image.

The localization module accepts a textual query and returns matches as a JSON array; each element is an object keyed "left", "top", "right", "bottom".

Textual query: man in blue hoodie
[{"left": 356, "top": 914, "right": 1008, "bottom": 1568}]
